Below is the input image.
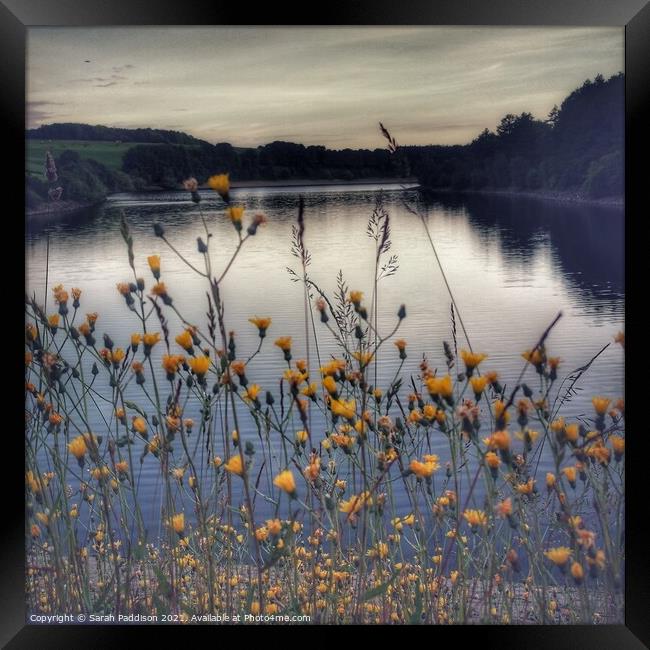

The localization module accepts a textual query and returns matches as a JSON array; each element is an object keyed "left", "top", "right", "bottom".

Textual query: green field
[{"left": 26, "top": 139, "right": 157, "bottom": 176}]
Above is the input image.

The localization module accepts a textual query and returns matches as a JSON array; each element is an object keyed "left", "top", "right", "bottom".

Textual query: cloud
[
  {"left": 26, "top": 100, "right": 65, "bottom": 127},
  {"left": 26, "top": 26, "right": 623, "bottom": 148},
  {"left": 70, "top": 74, "right": 127, "bottom": 84}
]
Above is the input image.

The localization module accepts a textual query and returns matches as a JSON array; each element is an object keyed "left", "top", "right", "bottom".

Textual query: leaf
[
  {"left": 125, "top": 401, "right": 146, "bottom": 417},
  {"left": 261, "top": 551, "right": 285, "bottom": 573},
  {"left": 408, "top": 579, "right": 423, "bottom": 624},
  {"left": 91, "top": 576, "right": 114, "bottom": 613},
  {"left": 244, "top": 583, "right": 256, "bottom": 615},
  {"left": 150, "top": 561, "right": 173, "bottom": 614},
  {"left": 360, "top": 572, "right": 397, "bottom": 602}
]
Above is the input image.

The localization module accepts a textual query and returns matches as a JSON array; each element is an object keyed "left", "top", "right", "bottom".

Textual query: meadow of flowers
[{"left": 25, "top": 167, "right": 625, "bottom": 625}]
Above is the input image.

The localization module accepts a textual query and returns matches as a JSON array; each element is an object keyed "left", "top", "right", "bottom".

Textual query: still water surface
[{"left": 25, "top": 183, "right": 624, "bottom": 536}]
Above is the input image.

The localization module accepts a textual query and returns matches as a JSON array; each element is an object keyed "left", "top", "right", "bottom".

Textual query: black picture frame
[{"left": 4, "top": 1, "right": 647, "bottom": 646}]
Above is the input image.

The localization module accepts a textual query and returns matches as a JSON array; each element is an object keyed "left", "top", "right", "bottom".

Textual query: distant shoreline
[
  {"left": 25, "top": 179, "right": 417, "bottom": 220},
  {"left": 227, "top": 177, "right": 418, "bottom": 189},
  {"left": 421, "top": 187, "right": 624, "bottom": 208},
  {"left": 25, "top": 181, "right": 623, "bottom": 220},
  {"left": 128, "top": 177, "right": 417, "bottom": 192},
  {"left": 26, "top": 199, "right": 101, "bottom": 219}
]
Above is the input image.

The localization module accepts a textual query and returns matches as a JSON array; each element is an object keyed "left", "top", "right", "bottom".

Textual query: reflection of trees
[
  {"left": 421, "top": 192, "right": 624, "bottom": 306},
  {"left": 27, "top": 187, "right": 623, "bottom": 320}
]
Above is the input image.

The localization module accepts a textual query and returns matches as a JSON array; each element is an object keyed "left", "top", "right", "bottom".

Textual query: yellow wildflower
[
  {"left": 273, "top": 470, "right": 297, "bottom": 496},
  {"left": 410, "top": 456, "right": 439, "bottom": 479},
  {"left": 348, "top": 291, "right": 363, "bottom": 306},
  {"left": 426, "top": 375, "right": 453, "bottom": 399},
  {"left": 463, "top": 509, "right": 488, "bottom": 528},
  {"left": 143, "top": 332, "right": 161, "bottom": 347},
  {"left": 227, "top": 206, "right": 244, "bottom": 225},
  {"left": 522, "top": 348, "right": 544, "bottom": 366},
  {"left": 171, "top": 513, "right": 185, "bottom": 535},
  {"left": 515, "top": 478, "right": 535, "bottom": 495},
  {"left": 320, "top": 359, "right": 346, "bottom": 376},
  {"left": 571, "top": 561, "right": 584, "bottom": 583},
  {"left": 544, "top": 547, "right": 571, "bottom": 566},
  {"left": 147, "top": 255, "right": 161, "bottom": 278},
  {"left": 244, "top": 384, "right": 262, "bottom": 402},
  {"left": 485, "top": 451, "right": 500, "bottom": 469},
  {"left": 189, "top": 355, "right": 210, "bottom": 377},
  {"left": 275, "top": 336, "right": 292, "bottom": 353},
  {"left": 611, "top": 435, "right": 625, "bottom": 459},
  {"left": 564, "top": 423, "right": 579, "bottom": 444},
  {"left": 68, "top": 435, "right": 87, "bottom": 462},
  {"left": 592, "top": 396, "right": 611, "bottom": 416},
  {"left": 266, "top": 518, "right": 282, "bottom": 535},
  {"left": 175, "top": 330, "right": 194, "bottom": 351},
  {"left": 303, "top": 455, "right": 321, "bottom": 482},
  {"left": 470, "top": 375, "right": 489, "bottom": 396},
  {"left": 484, "top": 430, "right": 511, "bottom": 451},
  {"left": 207, "top": 173, "right": 230, "bottom": 199},
  {"left": 352, "top": 351, "right": 374, "bottom": 367},
  {"left": 151, "top": 281, "right": 168, "bottom": 297},
  {"left": 249, "top": 316, "right": 271, "bottom": 337},
  {"left": 393, "top": 339, "right": 407, "bottom": 351},
  {"left": 162, "top": 354, "right": 184, "bottom": 377},
  {"left": 330, "top": 398, "right": 356, "bottom": 421},
  {"left": 322, "top": 375, "right": 338, "bottom": 395},
  {"left": 495, "top": 498, "right": 512, "bottom": 518},
  {"left": 224, "top": 455, "right": 244, "bottom": 477},
  {"left": 460, "top": 349, "right": 487, "bottom": 371},
  {"left": 562, "top": 466, "right": 577, "bottom": 486},
  {"left": 340, "top": 491, "right": 372, "bottom": 515}
]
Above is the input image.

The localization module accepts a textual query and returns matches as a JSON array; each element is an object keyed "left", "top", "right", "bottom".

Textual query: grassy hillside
[
  {"left": 27, "top": 74, "right": 622, "bottom": 197},
  {"left": 26, "top": 140, "right": 163, "bottom": 176}
]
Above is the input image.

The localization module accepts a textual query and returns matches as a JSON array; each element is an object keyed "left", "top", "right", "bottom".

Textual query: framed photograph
[{"left": 4, "top": 0, "right": 647, "bottom": 646}]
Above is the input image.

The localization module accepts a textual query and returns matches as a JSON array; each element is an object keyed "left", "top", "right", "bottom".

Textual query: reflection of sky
[{"left": 26, "top": 185, "right": 624, "bottom": 529}]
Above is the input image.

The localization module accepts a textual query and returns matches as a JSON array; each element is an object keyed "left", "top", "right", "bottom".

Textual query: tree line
[
  {"left": 26, "top": 122, "right": 203, "bottom": 145},
  {"left": 406, "top": 73, "right": 623, "bottom": 199},
  {"left": 120, "top": 140, "right": 410, "bottom": 187},
  {"left": 26, "top": 72, "right": 623, "bottom": 207}
]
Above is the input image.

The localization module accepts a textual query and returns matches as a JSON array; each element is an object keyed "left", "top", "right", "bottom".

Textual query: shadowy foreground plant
[{"left": 25, "top": 167, "right": 624, "bottom": 624}]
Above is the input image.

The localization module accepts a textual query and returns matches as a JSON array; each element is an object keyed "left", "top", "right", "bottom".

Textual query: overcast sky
[{"left": 27, "top": 27, "right": 623, "bottom": 149}]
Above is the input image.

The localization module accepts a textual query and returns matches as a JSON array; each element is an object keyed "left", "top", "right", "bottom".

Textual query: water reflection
[
  {"left": 25, "top": 183, "right": 624, "bottom": 528},
  {"left": 420, "top": 192, "right": 624, "bottom": 309}
]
